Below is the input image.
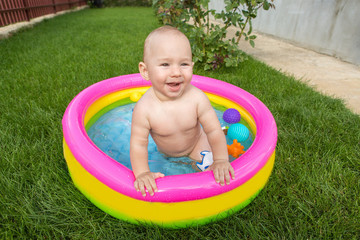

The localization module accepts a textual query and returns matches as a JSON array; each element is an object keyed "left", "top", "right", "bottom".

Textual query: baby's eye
[
  {"left": 160, "top": 63, "right": 169, "bottom": 67},
  {"left": 181, "top": 63, "right": 190, "bottom": 66}
]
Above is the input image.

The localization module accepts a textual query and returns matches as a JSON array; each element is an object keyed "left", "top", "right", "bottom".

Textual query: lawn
[{"left": 1, "top": 7, "right": 359, "bottom": 239}]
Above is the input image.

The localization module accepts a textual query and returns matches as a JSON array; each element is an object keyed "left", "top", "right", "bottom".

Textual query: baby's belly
[{"left": 151, "top": 133, "right": 200, "bottom": 157}]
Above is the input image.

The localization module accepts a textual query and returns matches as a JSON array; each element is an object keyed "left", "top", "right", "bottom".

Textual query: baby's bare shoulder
[
  {"left": 133, "top": 91, "right": 153, "bottom": 115},
  {"left": 185, "top": 85, "right": 209, "bottom": 103},
  {"left": 185, "top": 85, "right": 207, "bottom": 99}
]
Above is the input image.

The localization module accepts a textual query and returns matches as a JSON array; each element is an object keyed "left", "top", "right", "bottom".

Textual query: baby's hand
[
  {"left": 207, "top": 160, "right": 235, "bottom": 186},
  {"left": 134, "top": 171, "right": 164, "bottom": 197}
]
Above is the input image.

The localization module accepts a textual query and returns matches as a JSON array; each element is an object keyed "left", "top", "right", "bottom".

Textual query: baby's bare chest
[{"left": 149, "top": 105, "right": 199, "bottom": 136}]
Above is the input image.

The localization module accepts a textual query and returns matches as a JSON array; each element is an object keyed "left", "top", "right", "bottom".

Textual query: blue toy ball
[
  {"left": 227, "top": 123, "right": 250, "bottom": 142},
  {"left": 223, "top": 108, "right": 241, "bottom": 124}
]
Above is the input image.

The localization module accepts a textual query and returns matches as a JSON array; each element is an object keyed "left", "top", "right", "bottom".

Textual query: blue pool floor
[{"left": 87, "top": 103, "right": 253, "bottom": 176}]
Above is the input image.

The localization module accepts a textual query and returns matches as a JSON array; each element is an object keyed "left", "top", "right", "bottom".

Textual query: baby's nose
[{"left": 170, "top": 65, "right": 181, "bottom": 77}]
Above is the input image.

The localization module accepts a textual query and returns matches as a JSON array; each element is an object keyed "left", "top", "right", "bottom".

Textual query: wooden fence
[{"left": 0, "top": 0, "right": 87, "bottom": 27}]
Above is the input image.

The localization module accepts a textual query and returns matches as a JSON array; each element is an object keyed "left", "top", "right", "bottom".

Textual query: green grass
[{"left": 1, "top": 7, "right": 359, "bottom": 239}]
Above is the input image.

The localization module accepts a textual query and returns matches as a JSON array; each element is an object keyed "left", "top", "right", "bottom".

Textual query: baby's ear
[{"left": 139, "top": 62, "right": 149, "bottom": 80}]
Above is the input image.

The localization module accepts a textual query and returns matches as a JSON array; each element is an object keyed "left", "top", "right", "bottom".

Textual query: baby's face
[{"left": 142, "top": 33, "right": 193, "bottom": 101}]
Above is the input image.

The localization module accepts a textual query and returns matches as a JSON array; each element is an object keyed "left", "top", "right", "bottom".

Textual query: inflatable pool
[{"left": 62, "top": 74, "right": 277, "bottom": 228}]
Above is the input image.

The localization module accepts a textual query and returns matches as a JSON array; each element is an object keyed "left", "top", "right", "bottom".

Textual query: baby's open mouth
[
  {"left": 167, "top": 82, "right": 181, "bottom": 87},
  {"left": 166, "top": 82, "right": 182, "bottom": 92}
]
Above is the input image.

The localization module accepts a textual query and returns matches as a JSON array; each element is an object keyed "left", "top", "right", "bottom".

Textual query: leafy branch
[{"left": 153, "top": 0, "right": 275, "bottom": 70}]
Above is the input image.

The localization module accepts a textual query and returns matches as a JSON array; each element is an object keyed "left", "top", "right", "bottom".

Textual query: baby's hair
[{"left": 143, "top": 26, "right": 190, "bottom": 62}]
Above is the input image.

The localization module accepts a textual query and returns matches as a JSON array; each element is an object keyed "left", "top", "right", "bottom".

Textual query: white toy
[{"left": 196, "top": 151, "right": 214, "bottom": 171}]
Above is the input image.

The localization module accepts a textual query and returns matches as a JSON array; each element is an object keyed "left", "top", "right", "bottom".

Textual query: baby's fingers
[
  {"left": 134, "top": 180, "right": 147, "bottom": 197},
  {"left": 218, "top": 170, "right": 225, "bottom": 186},
  {"left": 221, "top": 170, "right": 229, "bottom": 185},
  {"left": 229, "top": 166, "right": 235, "bottom": 180},
  {"left": 153, "top": 172, "right": 165, "bottom": 179},
  {"left": 223, "top": 166, "right": 236, "bottom": 185},
  {"left": 134, "top": 182, "right": 139, "bottom": 194},
  {"left": 213, "top": 168, "right": 220, "bottom": 184},
  {"left": 144, "top": 180, "right": 156, "bottom": 196}
]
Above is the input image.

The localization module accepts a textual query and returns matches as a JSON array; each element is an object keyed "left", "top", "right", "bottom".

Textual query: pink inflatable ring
[{"left": 62, "top": 74, "right": 277, "bottom": 228}]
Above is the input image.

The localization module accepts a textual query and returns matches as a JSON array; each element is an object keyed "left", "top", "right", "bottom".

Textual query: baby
[{"left": 130, "top": 26, "right": 234, "bottom": 197}]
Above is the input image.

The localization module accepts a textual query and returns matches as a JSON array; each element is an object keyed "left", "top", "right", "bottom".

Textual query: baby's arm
[
  {"left": 130, "top": 103, "right": 164, "bottom": 196},
  {"left": 197, "top": 92, "right": 235, "bottom": 185}
]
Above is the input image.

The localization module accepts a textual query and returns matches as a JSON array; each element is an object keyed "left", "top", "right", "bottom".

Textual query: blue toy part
[
  {"left": 196, "top": 151, "right": 214, "bottom": 172},
  {"left": 223, "top": 108, "right": 241, "bottom": 124},
  {"left": 227, "top": 123, "right": 250, "bottom": 142}
]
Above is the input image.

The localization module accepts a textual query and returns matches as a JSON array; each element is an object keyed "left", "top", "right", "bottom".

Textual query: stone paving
[{"left": 226, "top": 25, "right": 360, "bottom": 115}]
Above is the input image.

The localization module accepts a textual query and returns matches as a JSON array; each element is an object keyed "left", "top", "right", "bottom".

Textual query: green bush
[{"left": 154, "top": 0, "right": 275, "bottom": 70}]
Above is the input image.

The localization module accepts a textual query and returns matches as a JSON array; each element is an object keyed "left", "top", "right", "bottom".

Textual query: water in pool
[{"left": 87, "top": 103, "right": 253, "bottom": 176}]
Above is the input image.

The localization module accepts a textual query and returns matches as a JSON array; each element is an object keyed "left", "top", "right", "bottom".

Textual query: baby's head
[
  {"left": 139, "top": 26, "right": 194, "bottom": 101},
  {"left": 142, "top": 26, "right": 192, "bottom": 64}
]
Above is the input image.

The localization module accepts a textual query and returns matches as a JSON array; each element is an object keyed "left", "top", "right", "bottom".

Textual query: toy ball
[
  {"left": 130, "top": 92, "right": 142, "bottom": 102},
  {"left": 227, "top": 123, "right": 250, "bottom": 142},
  {"left": 223, "top": 108, "right": 241, "bottom": 124}
]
